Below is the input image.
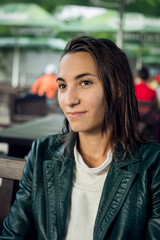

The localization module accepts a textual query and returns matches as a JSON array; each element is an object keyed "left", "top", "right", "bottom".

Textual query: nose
[{"left": 65, "top": 86, "right": 80, "bottom": 107}]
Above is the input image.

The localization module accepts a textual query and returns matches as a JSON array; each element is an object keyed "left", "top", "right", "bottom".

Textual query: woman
[{"left": 1, "top": 36, "right": 160, "bottom": 240}]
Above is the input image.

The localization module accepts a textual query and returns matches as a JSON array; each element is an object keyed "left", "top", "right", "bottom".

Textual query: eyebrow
[{"left": 56, "top": 72, "right": 97, "bottom": 82}]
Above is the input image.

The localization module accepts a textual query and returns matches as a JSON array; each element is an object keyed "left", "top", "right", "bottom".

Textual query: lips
[{"left": 67, "top": 111, "right": 86, "bottom": 119}]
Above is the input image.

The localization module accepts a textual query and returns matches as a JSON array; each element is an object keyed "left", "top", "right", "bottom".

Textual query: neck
[{"left": 77, "top": 131, "right": 111, "bottom": 168}]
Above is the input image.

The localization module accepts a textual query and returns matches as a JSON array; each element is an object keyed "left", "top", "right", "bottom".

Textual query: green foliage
[
  {"left": 1, "top": 0, "right": 160, "bottom": 16},
  {"left": 126, "top": 0, "right": 160, "bottom": 16}
]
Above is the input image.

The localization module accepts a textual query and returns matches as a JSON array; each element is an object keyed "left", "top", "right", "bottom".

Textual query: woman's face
[{"left": 57, "top": 51, "right": 106, "bottom": 134}]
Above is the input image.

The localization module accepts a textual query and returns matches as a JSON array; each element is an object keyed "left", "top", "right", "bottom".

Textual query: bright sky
[{"left": 56, "top": 5, "right": 106, "bottom": 20}]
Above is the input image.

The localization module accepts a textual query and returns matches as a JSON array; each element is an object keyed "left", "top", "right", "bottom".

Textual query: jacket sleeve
[
  {"left": 145, "top": 151, "right": 160, "bottom": 240},
  {"left": 0, "top": 141, "right": 38, "bottom": 239}
]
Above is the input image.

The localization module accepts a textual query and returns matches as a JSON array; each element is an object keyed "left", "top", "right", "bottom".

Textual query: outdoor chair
[
  {"left": 138, "top": 100, "right": 160, "bottom": 141},
  {"left": 9, "top": 93, "right": 47, "bottom": 123},
  {"left": 0, "top": 156, "right": 25, "bottom": 231}
]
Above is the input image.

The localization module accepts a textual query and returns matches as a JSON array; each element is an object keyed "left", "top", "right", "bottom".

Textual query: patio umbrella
[
  {"left": 1, "top": 0, "right": 160, "bottom": 45},
  {"left": 122, "top": 42, "right": 160, "bottom": 68},
  {"left": 62, "top": 9, "right": 160, "bottom": 36},
  {"left": 0, "top": 3, "right": 62, "bottom": 87},
  {"left": 61, "top": 9, "right": 160, "bottom": 68},
  {"left": 53, "top": 0, "right": 160, "bottom": 47},
  {"left": 0, "top": 3, "right": 61, "bottom": 36},
  {"left": 87, "top": 0, "right": 160, "bottom": 47},
  {"left": 0, "top": 37, "right": 67, "bottom": 49}
]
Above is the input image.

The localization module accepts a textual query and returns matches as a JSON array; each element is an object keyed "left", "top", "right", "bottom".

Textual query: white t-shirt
[{"left": 65, "top": 145, "right": 113, "bottom": 240}]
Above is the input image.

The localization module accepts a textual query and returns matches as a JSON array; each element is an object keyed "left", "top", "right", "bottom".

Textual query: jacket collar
[
  {"left": 47, "top": 134, "right": 141, "bottom": 165},
  {"left": 47, "top": 132, "right": 77, "bottom": 162},
  {"left": 94, "top": 142, "right": 142, "bottom": 240},
  {"left": 113, "top": 141, "right": 141, "bottom": 167},
  {"left": 43, "top": 133, "right": 76, "bottom": 239}
]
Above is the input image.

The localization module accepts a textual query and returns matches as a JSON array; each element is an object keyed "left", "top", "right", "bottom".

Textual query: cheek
[
  {"left": 89, "top": 92, "right": 105, "bottom": 113},
  {"left": 57, "top": 93, "right": 65, "bottom": 110}
]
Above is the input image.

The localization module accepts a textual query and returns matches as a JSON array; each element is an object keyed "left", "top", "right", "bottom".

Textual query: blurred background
[
  {"left": 1, "top": 0, "right": 160, "bottom": 229},
  {"left": 0, "top": 0, "right": 160, "bottom": 150},
  {"left": 0, "top": 0, "right": 160, "bottom": 87}
]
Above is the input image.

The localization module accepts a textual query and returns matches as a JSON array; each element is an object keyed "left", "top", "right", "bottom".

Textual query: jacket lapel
[
  {"left": 43, "top": 160, "right": 59, "bottom": 239},
  {"left": 43, "top": 158, "right": 74, "bottom": 240},
  {"left": 94, "top": 145, "right": 141, "bottom": 240},
  {"left": 42, "top": 135, "right": 142, "bottom": 240},
  {"left": 43, "top": 135, "right": 75, "bottom": 240}
]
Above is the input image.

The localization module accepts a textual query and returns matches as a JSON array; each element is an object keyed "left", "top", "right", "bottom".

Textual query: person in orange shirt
[{"left": 31, "top": 64, "right": 58, "bottom": 106}]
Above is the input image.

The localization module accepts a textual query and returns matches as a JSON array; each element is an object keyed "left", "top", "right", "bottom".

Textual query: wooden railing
[{"left": 0, "top": 156, "right": 26, "bottom": 231}]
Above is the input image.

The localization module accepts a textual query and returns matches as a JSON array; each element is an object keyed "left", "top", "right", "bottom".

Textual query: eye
[
  {"left": 58, "top": 84, "right": 67, "bottom": 90},
  {"left": 81, "top": 80, "right": 92, "bottom": 86}
]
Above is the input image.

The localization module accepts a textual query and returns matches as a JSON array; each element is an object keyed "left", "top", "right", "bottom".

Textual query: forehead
[{"left": 58, "top": 51, "right": 98, "bottom": 75}]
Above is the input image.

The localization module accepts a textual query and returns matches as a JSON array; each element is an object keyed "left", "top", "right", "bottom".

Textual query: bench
[{"left": 0, "top": 156, "right": 25, "bottom": 231}]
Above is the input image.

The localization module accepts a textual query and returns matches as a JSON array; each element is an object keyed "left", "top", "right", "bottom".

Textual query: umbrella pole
[
  {"left": 116, "top": 0, "right": 125, "bottom": 49},
  {"left": 136, "top": 34, "right": 143, "bottom": 70},
  {"left": 11, "top": 46, "right": 20, "bottom": 88}
]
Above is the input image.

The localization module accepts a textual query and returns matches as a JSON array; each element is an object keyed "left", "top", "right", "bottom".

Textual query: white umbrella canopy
[
  {"left": 62, "top": 9, "right": 160, "bottom": 34},
  {"left": 56, "top": 0, "right": 160, "bottom": 47},
  {"left": 1, "top": 0, "right": 160, "bottom": 45},
  {"left": 0, "top": 3, "right": 63, "bottom": 87},
  {"left": 0, "top": 2, "right": 61, "bottom": 37},
  {"left": 61, "top": 9, "right": 160, "bottom": 68},
  {"left": 123, "top": 42, "right": 160, "bottom": 68},
  {"left": 0, "top": 37, "right": 67, "bottom": 49}
]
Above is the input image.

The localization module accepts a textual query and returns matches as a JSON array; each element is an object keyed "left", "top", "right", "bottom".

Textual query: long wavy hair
[{"left": 59, "top": 36, "right": 142, "bottom": 157}]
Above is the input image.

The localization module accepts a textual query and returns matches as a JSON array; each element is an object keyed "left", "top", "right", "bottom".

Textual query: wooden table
[
  {"left": 0, "top": 113, "right": 65, "bottom": 232},
  {"left": 0, "top": 113, "right": 64, "bottom": 158}
]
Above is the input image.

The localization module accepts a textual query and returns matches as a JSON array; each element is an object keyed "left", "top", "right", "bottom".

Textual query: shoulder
[
  {"left": 25, "top": 134, "right": 63, "bottom": 162},
  {"left": 24, "top": 133, "right": 70, "bottom": 172},
  {"left": 30, "top": 132, "right": 76, "bottom": 159},
  {"left": 139, "top": 140, "right": 160, "bottom": 154},
  {"left": 138, "top": 140, "right": 160, "bottom": 168},
  {"left": 135, "top": 82, "right": 145, "bottom": 88},
  {"left": 31, "top": 133, "right": 67, "bottom": 155}
]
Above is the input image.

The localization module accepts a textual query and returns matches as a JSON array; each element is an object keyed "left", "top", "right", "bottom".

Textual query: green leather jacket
[{"left": 1, "top": 133, "right": 160, "bottom": 240}]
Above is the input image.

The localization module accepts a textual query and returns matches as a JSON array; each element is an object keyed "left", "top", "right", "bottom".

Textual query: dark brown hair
[{"left": 60, "top": 36, "right": 142, "bottom": 156}]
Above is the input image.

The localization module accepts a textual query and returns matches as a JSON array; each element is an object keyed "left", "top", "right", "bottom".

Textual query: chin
[
  {"left": 69, "top": 123, "right": 87, "bottom": 132},
  {"left": 70, "top": 125, "right": 97, "bottom": 134},
  {"left": 70, "top": 126, "right": 85, "bottom": 132}
]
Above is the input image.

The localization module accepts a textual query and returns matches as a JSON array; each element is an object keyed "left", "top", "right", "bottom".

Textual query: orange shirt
[{"left": 31, "top": 74, "right": 58, "bottom": 98}]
